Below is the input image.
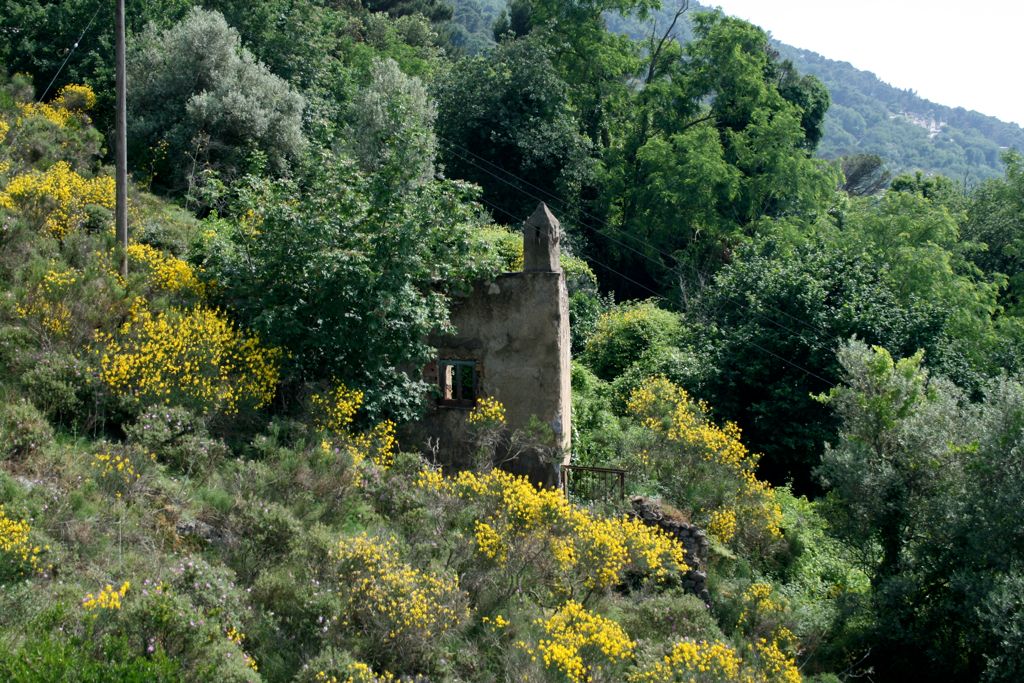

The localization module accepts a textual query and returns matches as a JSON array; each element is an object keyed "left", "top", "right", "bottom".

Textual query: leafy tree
[
  {"left": 198, "top": 150, "right": 487, "bottom": 422},
  {"left": 839, "top": 153, "right": 892, "bottom": 196},
  {"left": 697, "top": 189, "right": 1001, "bottom": 488},
  {"left": 594, "top": 12, "right": 836, "bottom": 301},
  {"left": 815, "top": 344, "right": 1024, "bottom": 680},
  {"left": 696, "top": 234, "right": 941, "bottom": 489},
  {"left": 493, "top": 0, "right": 658, "bottom": 153},
  {"left": 365, "top": 0, "right": 454, "bottom": 23},
  {"left": 815, "top": 340, "right": 964, "bottom": 578},
  {"left": 491, "top": 0, "right": 533, "bottom": 40},
  {"left": 889, "top": 169, "right": 966, "bottom": 210},
  {"left": 581, "top": 300, "right": 683, "bottom": 381},
  {"left": 0, "top": 0, "right": 192, "bottom": 135},
  {"left": 127, "top": 8, "right": 306, "bottom": 194},
  {"left": 435, "top": 35, "right": 593, "bottom": 224},
  {"left": 345, "top": 58, "right": 437, "bottom": 192},
  {"left": 964, "top": 150, "right": 1024, "bottom": 312},
  {"left": 813, "top": 340, "right": 968, "bottom": 678}
]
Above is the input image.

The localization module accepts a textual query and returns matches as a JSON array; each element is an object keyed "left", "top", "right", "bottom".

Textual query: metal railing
[{"left": 560, "top": 465, "right": 626, "bottom": 503}]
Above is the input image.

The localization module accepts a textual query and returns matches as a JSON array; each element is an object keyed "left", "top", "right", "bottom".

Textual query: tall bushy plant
[
  {"left": 128, "top": 8, "right": 306, "bottom": 193},
  {"left": 346, "top": 58, "right": 437, "bottom": 192},
  {"left": 197, "top": 151, "right": 489, "bottom": 422}
]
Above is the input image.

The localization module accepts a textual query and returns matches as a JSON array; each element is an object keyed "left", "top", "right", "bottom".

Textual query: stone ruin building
[{"left": 408, "top": 203, "right": 572, "bottom": 486}]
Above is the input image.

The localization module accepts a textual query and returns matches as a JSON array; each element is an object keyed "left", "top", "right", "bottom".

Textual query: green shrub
[
  {"left": 119, "top": 589, "right": 260, "bottom": 681},
  {"left": 0, "top": 399, "right": 53, "bottom": 462},
  {"left": 617, "top": 590, "right": 726, "bottom": 648},
  {"left": 0, "top": 325, "right": 34, "bottom": 375},
  {"left": 249, "top": 562, "right": 343, "bottom": 679},
  {"left": 124, "top": 407, "right": 228, "bottom": 476},
  {"left": 128, "top": 8, "right": 306, "bottom": 193},
  {"left": 18, "top": 350, "right": 94, "bottom": 425},
  {"left": 226, "top": 499, "right": 304, "bottom": 580},
  {"left": 582, "top": 300, "right": 683, "bottom": 381},
  {"left": 610, "top": 345, "right": 703, "bottom": 412},
  {"left": 0, "top": 632, "right": 182, "bottom": 682}
]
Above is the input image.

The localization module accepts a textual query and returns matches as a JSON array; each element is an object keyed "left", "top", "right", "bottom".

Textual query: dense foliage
[{"left": 2, "top": 1, "right": 1024, "bottom": 681}]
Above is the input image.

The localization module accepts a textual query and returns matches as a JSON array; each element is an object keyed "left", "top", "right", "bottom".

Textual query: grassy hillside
[{"left": 0, "top": 72, "right": 837, "bottom": 682}]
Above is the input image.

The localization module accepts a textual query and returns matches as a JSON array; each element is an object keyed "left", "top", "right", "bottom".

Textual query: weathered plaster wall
[{"left": 410, "top": 269, "right": 572, "bottom": 486}]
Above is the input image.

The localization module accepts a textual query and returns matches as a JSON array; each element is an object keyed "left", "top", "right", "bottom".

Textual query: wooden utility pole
[{"left": 115, "top": 0, "right": 128, "bottom": 277}]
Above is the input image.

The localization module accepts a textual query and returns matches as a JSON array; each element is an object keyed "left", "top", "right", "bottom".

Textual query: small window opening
[{"left": 438, "top": 360, "right": 477, "bottom": 407}]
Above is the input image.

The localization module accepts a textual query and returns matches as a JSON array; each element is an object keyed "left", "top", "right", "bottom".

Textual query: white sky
[{"left": 707, "top": 0, "right": 1024, "bottom": 127}]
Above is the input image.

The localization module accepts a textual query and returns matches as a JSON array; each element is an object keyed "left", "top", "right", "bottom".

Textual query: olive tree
[{"left": 128, "top": 8, "right": 306, "bottom": 194}]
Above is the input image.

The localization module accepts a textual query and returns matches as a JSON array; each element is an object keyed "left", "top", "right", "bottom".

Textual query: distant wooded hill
[{"left": 449, "top": 0, "right": 1024, "bottom": 184}]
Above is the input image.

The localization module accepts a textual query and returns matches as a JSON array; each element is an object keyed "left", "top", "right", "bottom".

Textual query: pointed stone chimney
[{"left": 523, "top": 202, "right": 561, "bottom": 272}]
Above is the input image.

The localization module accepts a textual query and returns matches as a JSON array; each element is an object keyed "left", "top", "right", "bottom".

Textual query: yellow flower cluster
[
  {"left": 15, "top": 266, "right": 79, "bottom": 336},
  {"left": 416, "top": 468, "right": 687, "bottom": 591},
  {"left": 54, "top": 84, "right": 97, "bottom": 111},
  {"left": 628, "top": 639, "right": 741, "bottom": 682},
  {"left": 311, "top": 384, "right": 365, "bottom": 433},
  {"left": 706, "top": 508, "right": 738, "bottom": 544},
  {"left": 225, "top": 627, "right": 258, "bottom": 672},
  {"left": 314, "top": 663, "right": 397, "bottom": 683},
  {"left": 751, "top": 637, "right": 801, "bottom": 683},
  {"left": 91, "top": 452, "right": 141, "bottom": 499},
  {"left": 16, "top": 84, "right": 97, "bottom": 128},
  {"left": 628, "top": 636, "right": 801, "bottom": 683},
  {"left": 349, "top": 419, "right": 398, "bottom": 469},
  {"left": 127, "top": 242, "right": 204, "bottom": 295},
  {"left": 331, "top": 533, "right": 467, "bottom": 645},
  {"left": 0, "top": 505, "right": 47, "bottom": 577},
  {"left": 529, "top": 600, "right": 635, "bottom": 683},
  {"left": 737, "top": 583, "right": 786, "bottom": 634},
  {"left": 17, "top": 102, "right": 72, "bottom": 128},
  {"left": 627, "top": 377, "right": 783, "bottom": 542},
  {"left": 97, "top": 298, "right": 280, "bottom": 414},
  {"left": 474, "top": 520, "right": 507, "bottom": 563},
  {"left": 82, "top": 581, "right": 130, "bottom": 611},
  {"left": 482, "top": 614, "right": 510, "bottom": 629},
  {"left": 0, "top": 120, "right": 9, "bottom": 177},
  {"left": 468, "top": 395, "right": 506, "bottom": 426},
  {"left": 0, "top": 161, "right": 115, "bottom": 239}
]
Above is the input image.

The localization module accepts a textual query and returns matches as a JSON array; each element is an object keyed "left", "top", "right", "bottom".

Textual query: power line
[
  {"left": 439, "top": 133, "right": 830, "bottom": 340},
  {"left": 466, "top": 161, "right": 834, "bottom": 387},
  {"left": 473, "top": 193, "right": 670, "bottom": 306},
  {"left": 38, "top": 1, "right": 104, "bottom": 103},
  {"left": 442, "top": 141, "right": 823, "bottom": 346}
]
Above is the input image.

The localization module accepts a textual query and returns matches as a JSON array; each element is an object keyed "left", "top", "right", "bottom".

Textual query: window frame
[{"left": 437, "top": 359, "right": 479, "bottom": 408}]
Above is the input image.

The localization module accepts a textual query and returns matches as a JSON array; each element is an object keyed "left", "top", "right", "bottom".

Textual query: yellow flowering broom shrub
[
  {"left": 625, "top": 583, "right": 801, "bottom": 683},
  {"left": 628, "top": 635, "right": 801, "bottom": 683},
  {"left": 0, "top": 161, "right": 115, "bottom": 239},
  {"left": 626, "top": 377, "right": 783, "bottom": 550},
  {"left": 519, "top": 600, "right": 636, "bottom": 683},
  {"left": 0, "top": 505, "right": 49, "bottom": 582},
  {"left": 90, "top": 446, "right": 154, "bottom": 501},
  {"left": 416, "top": 467, "right": 688, "bottom": 599},
  {"left": 0, "top": 119, "right": 10, "bottom": 176},
  {"left": 96, "top": 298, "right": 280, "bottom": 415},
  {"left": 311, "top": 384, "right": 398, "bottom": 471},
  {"left": 310, "top": 661, "right": 397, "bottom": 683},
  {"left": 15, "top": 84, "right": 97, "bottom": 128},
  {"left": 127, "top": 242, "right": 204, "bottom": 296},
  {"left": 14, "top": 266, "right": 79, "bottom": 336},
  {"left": 468, "top": 395, "right": 507, "bottom": 426},
  {"left": 82, "top": 581, "right": 131, "bottom": 612},
  {"left": 329, "top": 533, "right": 469, "bottom": 670}
]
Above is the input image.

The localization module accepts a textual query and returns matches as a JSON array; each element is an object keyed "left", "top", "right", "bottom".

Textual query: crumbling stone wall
[
  {"left": 631, "top": 496, "right": 711, "bottom": 605},
  {"left": 407, "top": 204, "right": 572, "bottom": 486}
]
